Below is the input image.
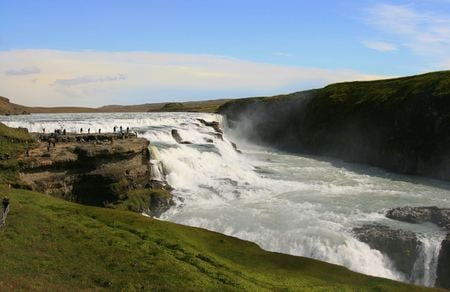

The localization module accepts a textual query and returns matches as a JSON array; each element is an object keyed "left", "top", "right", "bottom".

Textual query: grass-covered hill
[
  {"left": 0, "top": 114, "right": 431, "bottom": 291},
  {"left": 0, "top": 188, "right": 431, "bottom": 291},
  {"left": 219, "top": 71, "right": 450, "bottom": 181}
]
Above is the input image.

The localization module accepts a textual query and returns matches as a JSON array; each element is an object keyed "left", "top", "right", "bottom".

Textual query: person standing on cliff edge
[
  {"left": 1, "top": 196, "right": 10, "bottom": 226},
  {"left": 2, "top": 197, "right": 9, "bottom": 213}
]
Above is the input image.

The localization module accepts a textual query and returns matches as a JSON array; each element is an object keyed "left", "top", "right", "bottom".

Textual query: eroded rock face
[
  {"left": 18, "top": 135, "right": 166, "bottom": 208},
  {"left": 385, "top": 206, "right": 450, "bottom": 288},
  {"left": 386, "top": 207, "right": 450, "bottom": 230},
  {"left": 436, "top": 234, "right": 450, "bottom": 289},
  {"left": 353, "top": 224, "right": 421, "bottom": 277}
]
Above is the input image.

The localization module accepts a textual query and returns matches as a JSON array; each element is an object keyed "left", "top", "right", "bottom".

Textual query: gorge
[{"left": 1, "top": 107, "right": 449, "bottom": 289}]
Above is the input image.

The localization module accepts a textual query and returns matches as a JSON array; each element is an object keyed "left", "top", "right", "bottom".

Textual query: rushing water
[{"left": 2, "top": 112, "right": 450, "bottom": 286}]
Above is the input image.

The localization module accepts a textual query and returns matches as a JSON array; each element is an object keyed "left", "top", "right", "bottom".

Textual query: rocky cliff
[
  {"left": 219, "top": 71, "right": 450, "bottom": 181},
  {"left": 353, "top": 206, "right": 450, "bottom": 288},
  {"left": 17, "top": 133, "right": 173, "bottom": 216}
]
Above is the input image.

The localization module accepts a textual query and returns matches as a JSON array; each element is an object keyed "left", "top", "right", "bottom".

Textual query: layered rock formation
[
  {"left": 352, "top": 206, "right": 450, "bottom": 288},
  {"left": 384, "top": 206, "right": 450, "bottom": 288},
  {"left": 353, "top": 224, "right": 421, "bottom": 277},
  {"left": 386, "top": 206, "right": 450, "bottom": 230},
  {"left": 17, "top": 133, "right": 173, "bottom": 216}
]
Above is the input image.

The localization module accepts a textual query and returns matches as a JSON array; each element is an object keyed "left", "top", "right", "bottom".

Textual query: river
[{"left": 2, "top": 112, "right": 449, "bottom": 287}]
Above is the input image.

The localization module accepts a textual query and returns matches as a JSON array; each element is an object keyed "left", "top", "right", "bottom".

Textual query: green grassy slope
[{"left": 0, "top": 188, "right": 431, "bottom": 291}]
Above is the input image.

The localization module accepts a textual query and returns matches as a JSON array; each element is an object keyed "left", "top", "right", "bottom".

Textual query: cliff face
[
  {"left": 219, "top": 71, "right": 450, "bottom": 181},
  {"left": 17, "top": 133, "right": 172, "bottom": 215}
]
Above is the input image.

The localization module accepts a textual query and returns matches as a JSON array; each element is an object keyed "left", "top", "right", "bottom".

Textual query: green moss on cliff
[
  {"left": 0, "top": 188, "right": 429, "bottom": 291},
  {"left": 115, "top": 188, "right": 172, "bottom": 214},
  {"left": 220, "top": 71, "right": 450, "bottom": 180}
]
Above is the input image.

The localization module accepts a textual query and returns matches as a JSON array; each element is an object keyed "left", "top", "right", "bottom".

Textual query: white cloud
[
  {"left": 54, "top": 74, "right": 127, "bottom": 86},
  {"left": 5, "top": 66, "right": 40, "bottom": 76},
  {"left": 366, "top": 4, "right": 450, "bottom": 58},
  {"left": 0, "top": 49, "right": 387, "bottom": 107},
  {"left": 363, "top": 40, "right": 397, "bottom": 52}
]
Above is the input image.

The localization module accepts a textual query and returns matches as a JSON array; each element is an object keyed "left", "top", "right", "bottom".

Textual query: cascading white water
[
  {"left": 2, "top": 112, "right": 449, "bottom": 287},
  {"left": 149, "top": 145, "right": 165, "bottom": 181}
]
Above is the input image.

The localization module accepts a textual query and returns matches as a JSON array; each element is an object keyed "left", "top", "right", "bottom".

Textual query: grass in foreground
[
  {"left": 0, "top": 123, "right": 35, "bottom": 186},
  {"left": 0, "top": 188, "right": 435, "bottom": 291}
]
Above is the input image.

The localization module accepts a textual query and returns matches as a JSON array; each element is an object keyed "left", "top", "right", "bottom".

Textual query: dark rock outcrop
[
  {"left": 197, "top": 118, "right": 223, "bottom": 134},
  {"left": 353, "top": 224, "right": 421, "bottom": 277},
  {"left": 148, "top": 189, "right": 175, "bottom": 217},
  {"left": 231, "top": 142, "right": 242, "bottom": 153},
  {"left": 436, "top": 234, "right": 450, "bottom": 289},
  {"left": 171, "top": 129, "right": 191, "bottom": 144},
  {"left": 219, "top": 72, "right": 450, "bottom": 181},
  {"left": 386, "top": 207, "right": 450, "bottom": 230},
  {"left": 385, "top": 206, "right": 450, "bottom": 288}
]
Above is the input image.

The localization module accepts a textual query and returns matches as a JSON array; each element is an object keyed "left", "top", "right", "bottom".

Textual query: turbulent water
[{"left": 2, "top": 112, "right": 450, "bottom": 286}]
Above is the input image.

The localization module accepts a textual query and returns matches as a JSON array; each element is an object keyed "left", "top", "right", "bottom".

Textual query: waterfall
[
  {"left": 149, "top": 145, "right": 165, "bottom": 181},
  {"left": 2, "top": 112, "right": 450, "bottom": 287}
]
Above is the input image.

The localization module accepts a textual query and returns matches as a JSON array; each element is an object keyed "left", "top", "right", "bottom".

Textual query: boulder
[
  {"left": 353, "top": 224, "right": 421, "bottom": 277},
  {"left": 386, "top": 207, "right": 450, "bottom": 230}
]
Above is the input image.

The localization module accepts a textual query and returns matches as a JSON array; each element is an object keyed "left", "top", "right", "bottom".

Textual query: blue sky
[{"left": 0, "top": 0, "right": 449, "bottom": 106}]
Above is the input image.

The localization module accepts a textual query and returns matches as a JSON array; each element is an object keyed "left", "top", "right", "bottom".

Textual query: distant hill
[
  {"left": 0, "top": 96, "right": 30, "bottom": 115},
  {"left": 0, "top": 96, "right": 231, "bottom": 114}
]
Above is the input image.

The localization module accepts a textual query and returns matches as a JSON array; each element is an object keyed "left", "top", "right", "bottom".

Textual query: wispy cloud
[
  {"left": 363, "top": 40, "right": 397, "bottom": 52},
  {"left": 365, "top": 4, "right": 450, "bottom": 59},
  {"left": 5, "top": 66, "right": 41, "bottom": 76},
  {"left": 0, "top": 49, "right": 388, "bottom": 107},
  {"left": 54, "top": 74, "right": 127, "bottom": 86}
]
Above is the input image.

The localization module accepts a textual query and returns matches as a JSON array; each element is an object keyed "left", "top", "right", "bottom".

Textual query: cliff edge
[
  {"left": 219, "top": 71, "right": 450, "bottom": 181},
  {"left": 16, "top": 132, "right": 173, "bottom": 216}
]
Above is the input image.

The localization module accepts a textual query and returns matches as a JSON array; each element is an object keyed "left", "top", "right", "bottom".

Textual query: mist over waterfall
[{"left": 2, "top": 112, "right": 450, "bottom": 287}]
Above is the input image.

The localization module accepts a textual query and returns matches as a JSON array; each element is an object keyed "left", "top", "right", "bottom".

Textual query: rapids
[{"left": 2, "top": 112, "right": 449, "bottom": 286}]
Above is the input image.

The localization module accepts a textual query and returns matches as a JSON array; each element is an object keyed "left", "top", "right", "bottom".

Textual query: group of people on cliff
[{"left": 42, "top": 126, "right": 132, "bottom": 135}]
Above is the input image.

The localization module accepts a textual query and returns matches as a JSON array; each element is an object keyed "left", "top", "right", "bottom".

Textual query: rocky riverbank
[
  {"left": 353, "top": 206, "right": 450, "bottom": 288},
  {"left": 17, "top": 132, "right": 173, "bottom": 216}
]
